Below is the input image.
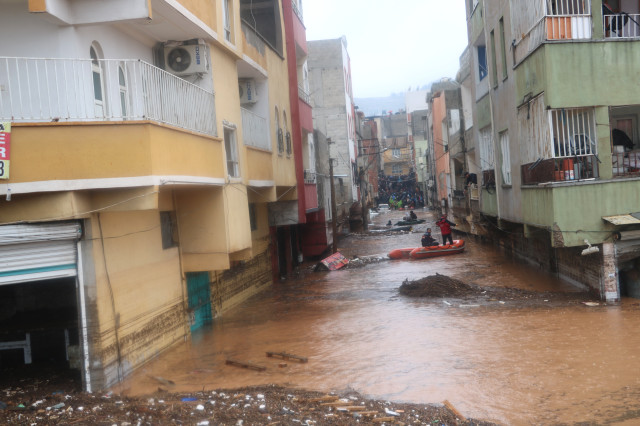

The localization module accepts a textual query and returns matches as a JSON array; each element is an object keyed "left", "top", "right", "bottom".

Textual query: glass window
[
  {"left": 224, "top": 127, "right": 239, "bottom": 177},
  {"left": 477, "top": 45, "right": 488, "bottom": 81},
  {"left": 500, "top": 131, "right": 511, "bottom": 185},
  {"left": 223, "top": 0, "right": 232, "bottom": 42},
  {"left": 118, "top": 65, "right": 127, "bottom": 116},
  {"left": 160, "top": 212, "right": 178, "bottom": 249}
]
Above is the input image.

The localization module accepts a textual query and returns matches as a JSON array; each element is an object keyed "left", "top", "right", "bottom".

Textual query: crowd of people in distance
[{"left": 376, "top": 171, "right": 424, "bottom": 210}]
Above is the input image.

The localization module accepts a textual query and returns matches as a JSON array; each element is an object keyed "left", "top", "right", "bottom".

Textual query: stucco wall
[{"left": 89, "top": 210, "right": 184, "bottom": 389}]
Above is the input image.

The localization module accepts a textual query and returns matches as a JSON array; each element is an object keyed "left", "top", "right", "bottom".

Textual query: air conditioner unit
[
  {"left": 164, "top": 44, "right": 207, "bottom": 76},
  {"left": 239, "top": 79, "right": 258, "bottom": 104}
]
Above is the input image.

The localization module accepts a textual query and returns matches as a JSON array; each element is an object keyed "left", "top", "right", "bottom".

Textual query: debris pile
[
  {"left": 399, "top": 273, "right": 599, "bottom": 307},
  {"left": 0, "top": 382, "right": 497, "bottom": 425}
]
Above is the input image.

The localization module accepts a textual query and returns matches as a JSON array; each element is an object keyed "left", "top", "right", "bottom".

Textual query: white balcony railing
[
  {"left": 0, "top": 57, "right": 216, "bottom": 136},
  {"left": 241, "top": 107, "right": 270, "bottom": 151},
  {"left": 298, "top": 85, "right": 311, "bottom": 105},
  {"left": 604, "top": 13, "right": 640, "bottom": 39}
]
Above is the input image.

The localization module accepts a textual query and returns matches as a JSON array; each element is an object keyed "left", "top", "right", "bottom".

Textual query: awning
[{"left": 602, "top": 212, "right": 640, "bottom": 226}]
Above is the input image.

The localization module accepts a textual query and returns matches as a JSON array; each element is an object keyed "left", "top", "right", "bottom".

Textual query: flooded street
[{"left": 118, "top": 209, "right": 640, "bottom": 425}]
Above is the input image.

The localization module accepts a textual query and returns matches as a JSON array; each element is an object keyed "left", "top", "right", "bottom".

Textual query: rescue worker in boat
[
  {"left": 421, "top": 228, "right": 439, "bottom": 247},
  {"left": 436, "top": 214, "right": 456, "bottom": 245},
  {"left": 409, "top": 210, "right": 418, "bottom": 220}
]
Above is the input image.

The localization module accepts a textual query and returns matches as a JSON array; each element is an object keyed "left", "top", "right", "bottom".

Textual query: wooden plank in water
[
  {"left": 225, "top": 359, "right": 266, "bottom": 372},
  {"left": 443, "top": 399, "right": 467, "bottom": 422},
  {"left": 266, "top": 351, "right": 308, "bottom": 363}
]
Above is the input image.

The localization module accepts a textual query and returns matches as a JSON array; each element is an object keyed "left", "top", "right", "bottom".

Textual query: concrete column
[{"left": 602, "top": 242, "right": 620, "bottom": 302}]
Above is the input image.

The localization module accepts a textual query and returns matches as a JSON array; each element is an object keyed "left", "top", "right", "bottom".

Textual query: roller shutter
[{"left": 0, "top": 222, "right": 82, "bottom": 285}]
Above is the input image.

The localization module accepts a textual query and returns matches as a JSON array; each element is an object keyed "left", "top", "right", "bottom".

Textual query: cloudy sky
[{"left": 303, "top": 0, "right": 469, "bottom": 98}]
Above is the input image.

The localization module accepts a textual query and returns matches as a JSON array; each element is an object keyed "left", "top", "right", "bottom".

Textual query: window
[
  {"left": 118, "top": 65, "right": 128, "bottom": 117},
  {"left": 490, "top": 31, "right": 498, "bottom": 88},
  {"left": 223, "top": 0, "right": 232, "bottom": 42},
  {"left": 479, "top": 126, "right": 495, "bottom": 171},
  {"left": 477, "top": 45, "right": 487, "bottom": 81},
  {"left": 392, "top": 164, "right": 402, "bottom": 175},
  {"left": 499, "top": 18, "right": 508, "bottom": 80},
  {"left": 248, "top": 203, "right": 257, "bottom": 231},
  {"left": 392, "top": 148, "right": 401, "bottom": 157},
  {"left": 90, "top": 44, "right": 105, "bottom": 117},
  {"left": 286, "top": 131, "right": 292, "bottom": 156},
  {"left": 275, "top": 107, "right": 284, "bottom": 154},
  {"left": 224, "top": 126, "right": 240, "bottom": 177},
  {"left": 499, "top": 131, "right": 511, "bottom": 185},
  {"left": 160, "top": 212, "right": 178, "bottom": 249},
  {"left": 282, "top": 110, "right": 289, "bottom": 156}
]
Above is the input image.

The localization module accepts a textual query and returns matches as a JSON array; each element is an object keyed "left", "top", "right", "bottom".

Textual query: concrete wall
[
  {"left": 87, "top": 210, "right": 185, "bottom": 389},
  {"left": 308, "top": 38, "right": 357, "bottom": 206}
]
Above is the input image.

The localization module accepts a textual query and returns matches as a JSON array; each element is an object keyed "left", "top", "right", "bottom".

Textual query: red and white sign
[{"left": 0, "top": 122, "right": 10, "bottom": 179}]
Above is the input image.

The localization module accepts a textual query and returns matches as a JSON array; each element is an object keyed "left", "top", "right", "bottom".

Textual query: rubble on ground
[{"left": 0, "top": 378, "right": 497, "bottom": 425}]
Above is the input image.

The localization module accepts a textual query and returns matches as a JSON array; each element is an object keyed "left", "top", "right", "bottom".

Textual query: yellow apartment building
[{"left": 0, "top": 0, "right": 297, "bottom": 391}]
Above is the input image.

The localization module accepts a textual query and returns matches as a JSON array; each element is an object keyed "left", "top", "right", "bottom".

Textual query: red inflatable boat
[{"left": 388, "top": 240, "right": 465, "bottom": 260}]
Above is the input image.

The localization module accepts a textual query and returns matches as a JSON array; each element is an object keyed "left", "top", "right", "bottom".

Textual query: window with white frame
[
  {"left": 90, "top": 44, "right": 105, "bottom": 117},
  {"left": 224, "top": 125, "right": 240, "bottom": 177},
  {"left": 223, "top": 0, "right": 233, "bottom": 42},
  {"left": 479, "top": 126, "right": 495, "bottom": 171},
  {"left": 118, "top": 65, "right": 128, "bottom": 116},
  {"left": 499, "top": 131, "right": 511, "bottom": 185},
  {"left": 392, "top": 164, "right": 402, "bottom": 174},
  {"left": 392, "top": 148, "right": 401, "bottom": 157}
]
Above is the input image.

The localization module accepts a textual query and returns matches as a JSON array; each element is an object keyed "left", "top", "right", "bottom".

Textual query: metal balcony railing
[
  {"left": 304, "top": 169, "right": 316, "bottom": 184},
  {"left": 298, "top": 85, "right": 311, "bottom": 105},
  {"left": 292, "top": 0, "right": 303, "bottom": 23},
  {"left": 604, "top": 13, "right": 640, "bottom": 39},
  {"left": 0, "top": 57, "right": 216, "bottom": 136},
  {"left": 613, "top": 149, "right": 640, "bottom": 177},
  {"left": 241, "top": 108, "right": 270, "bottom": 151}
]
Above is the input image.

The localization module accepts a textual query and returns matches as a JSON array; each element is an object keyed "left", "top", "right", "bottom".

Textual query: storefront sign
[{"left": 0, "top": 122, "right": 10, "bottom": 180}]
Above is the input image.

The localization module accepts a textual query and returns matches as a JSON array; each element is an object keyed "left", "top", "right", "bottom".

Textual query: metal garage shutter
[{"left": 0, "top": 222, "right": 82, "bottom": 285}]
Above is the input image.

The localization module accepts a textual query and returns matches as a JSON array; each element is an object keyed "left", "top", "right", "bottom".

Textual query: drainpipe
[{"left": 76, "top": 241, "right": 92, "bottom": 393}]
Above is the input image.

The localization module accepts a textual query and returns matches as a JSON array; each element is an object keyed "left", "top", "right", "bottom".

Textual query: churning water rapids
[{"left": 118, "top": 209, "right": 640, "bottom": 425}]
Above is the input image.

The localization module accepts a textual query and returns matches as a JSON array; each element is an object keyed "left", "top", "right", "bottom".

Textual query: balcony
[
  {"left": 241, "top": 108, "right": 270, "bottom": 151},
  {"left": 292, "top": 0, "right": 304, "bottom": 24},
  {"left": 298, "top": 85, "right": 311, "bottom": 105},
  {"left": 0, "top": 57, "right": 216, "bottom": 136},
  {"left": 520, "top": 104, "right": 600, "bottom": 185},
  {"left": 512, "top": 0, "right": 592, "bottom": 64},
  {"left": 304, "top": 183, "right": 318, "bottom": 211},
  {"left": 603, "top": 12, "right": 640, "bottom": 39}
]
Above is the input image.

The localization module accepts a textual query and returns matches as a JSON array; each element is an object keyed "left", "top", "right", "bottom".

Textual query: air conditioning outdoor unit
[
  {"left": 164, "top": 44, "right": 207, "bottom": 76},
  {"left": 239, "top": 79, "right": 258, "bottom": 104}
]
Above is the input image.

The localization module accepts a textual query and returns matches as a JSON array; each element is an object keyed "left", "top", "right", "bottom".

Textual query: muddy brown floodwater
[{"left": 117, "top": 208, "right": 640, "bottom": 425}]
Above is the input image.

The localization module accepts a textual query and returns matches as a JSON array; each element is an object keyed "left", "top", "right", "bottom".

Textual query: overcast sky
[{"left": 303, "top": 0, "right": 469, "bottom": 99}]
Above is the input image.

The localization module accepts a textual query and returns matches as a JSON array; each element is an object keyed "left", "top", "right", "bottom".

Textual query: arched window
[
  {"left": 283, "top": 110, "right": 291, "bottom": 156},
  {"left": 118, "top": 65, "right": 128, "bottom": 117},
  {"left": 90, "top": 43, "right": 105, "bottom": 117}
]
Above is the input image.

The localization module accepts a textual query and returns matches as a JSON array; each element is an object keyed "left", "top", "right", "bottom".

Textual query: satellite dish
[{"left": 166, "top": 47, "right": 192, "bottom": 72}]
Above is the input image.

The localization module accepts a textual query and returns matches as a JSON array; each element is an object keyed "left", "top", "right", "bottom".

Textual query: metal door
[{"left": 186, "top": 272, "right": 212, "bottom": 332}]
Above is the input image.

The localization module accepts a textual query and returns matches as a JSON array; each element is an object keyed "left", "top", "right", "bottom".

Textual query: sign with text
[{"left": 0, "top": 122, "right": 10, "bottom": 180}]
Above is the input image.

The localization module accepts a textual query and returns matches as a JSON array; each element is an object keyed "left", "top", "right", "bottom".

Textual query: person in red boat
[
  {"left": 436, "top": 215, "right": 456, "bottom": 245},
  {"left": 421, "top": 228, "right": 439, "bottom": 247}
]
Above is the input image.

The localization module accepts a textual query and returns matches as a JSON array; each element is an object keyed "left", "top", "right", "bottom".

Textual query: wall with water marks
[{"left": 211, "top": 249, "right": 272, "bottom": 316}]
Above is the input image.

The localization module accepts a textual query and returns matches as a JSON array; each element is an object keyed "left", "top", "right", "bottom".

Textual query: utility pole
[{"left": 329, "top": 157, "right": 338, "bottom": 254}]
